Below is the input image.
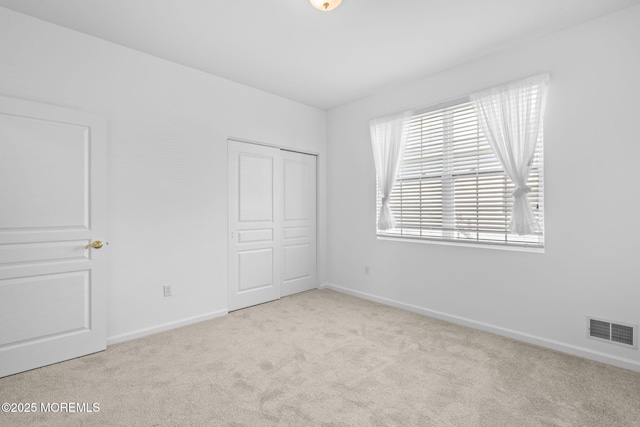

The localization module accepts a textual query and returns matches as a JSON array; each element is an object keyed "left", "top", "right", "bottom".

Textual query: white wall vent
[{"left": 587, "top": 317, "right": 637, "bottom": 349}]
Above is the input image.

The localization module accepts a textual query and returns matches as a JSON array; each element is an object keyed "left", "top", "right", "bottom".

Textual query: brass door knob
[{"left": 85, "top": 240, "right": 104, "bottom": 249}]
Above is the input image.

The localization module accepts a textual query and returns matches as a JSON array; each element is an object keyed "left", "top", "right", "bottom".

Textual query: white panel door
[
  {"left": 228, "top": 141, "right": 282, "bottom": 311},
  {"left": 0, "top": 96, "right": 107, "bottom": 377},
  {"left": 281, "top": 150, "right": 316, "bottom": 297}
]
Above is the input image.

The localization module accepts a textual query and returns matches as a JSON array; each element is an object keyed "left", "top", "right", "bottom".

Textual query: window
[{"left": 377, "top": 97, "right": 544, "bottom": 248}]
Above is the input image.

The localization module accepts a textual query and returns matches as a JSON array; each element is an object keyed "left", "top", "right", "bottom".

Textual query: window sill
[{"left": 376, "top": 234, "right": 545, "bottom": 254}]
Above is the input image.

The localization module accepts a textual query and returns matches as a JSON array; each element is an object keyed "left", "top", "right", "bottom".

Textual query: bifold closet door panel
[
  {"left": 281, "top": 150, "right": 317, "bottom": 297},
  {"left": 227, "top": 141, "right": 282, "bottom": 311}
]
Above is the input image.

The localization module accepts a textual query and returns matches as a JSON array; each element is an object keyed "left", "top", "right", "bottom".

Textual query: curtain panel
[
  {"left": 470, "top": 73, "right": 550, "bottom": 235},
  {"left": 370, "top": 111, "right": 412, "bottom": 230}
]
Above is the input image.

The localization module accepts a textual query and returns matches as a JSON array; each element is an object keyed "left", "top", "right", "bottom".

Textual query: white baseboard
[
  {"left": 321, "top": 283, "right": 640, "bottom": 373},
  {"left": 107, "top": 309, "right": 228, "bottom": 346}
]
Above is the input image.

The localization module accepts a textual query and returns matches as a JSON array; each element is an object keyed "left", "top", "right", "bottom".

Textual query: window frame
[{"left": 375, "top": 96, "right": 545, "bottom": 251}]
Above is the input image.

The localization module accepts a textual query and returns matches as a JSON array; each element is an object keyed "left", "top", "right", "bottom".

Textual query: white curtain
[
  {"left": 370, "top": 111, "right": 411, "bottom": 230},
  {"left": 470, "top": 73, "right": 550, "bottom": 235}
]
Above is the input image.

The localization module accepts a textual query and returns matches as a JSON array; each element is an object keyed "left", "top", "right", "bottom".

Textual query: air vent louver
[
  {"left": 589, "top": 319, "right": 610, "bottom": 340},
  {"left": 588, "top": 317, "right": 637, "bottom": 348},
  {"left": 611, "top": 323, "right": 634, "bottom": 346}
]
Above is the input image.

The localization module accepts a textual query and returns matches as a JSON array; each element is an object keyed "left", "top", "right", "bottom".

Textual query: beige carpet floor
[{"left": 1, "top": 289, "right": 639, "bottom": 426}]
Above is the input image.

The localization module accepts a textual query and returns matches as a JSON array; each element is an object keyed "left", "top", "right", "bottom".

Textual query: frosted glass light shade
[{"left": 309, "top": 0, "right": 342, "bottom": 12}]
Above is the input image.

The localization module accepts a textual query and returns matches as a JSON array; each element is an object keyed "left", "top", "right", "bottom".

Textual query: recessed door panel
[
  {"left": 0, "top": 115, "right": 89, "bottom": 230},
  {"left": 238, "top": 248, "right": 273, "bottom": 292},
  {"left": 238, "top": 153, "right": 273, "bottom": 223},
  {"left": 0, "top": 272, "right": 89, "bottom": 346},
  {"left": 0, "top": 241, "right": 88, "bottom": 264},
  {"left": 283, "top": 244, "right": 311, "bottom": 282},
  {"left": 283, "top": 159, "right": 311, "bottom": 221},
  {"left": 238, "top": 229, "right": 273, "bottom": 244},
  {"left": 283, "top": 227, "right": 311, "bottom": 240}
]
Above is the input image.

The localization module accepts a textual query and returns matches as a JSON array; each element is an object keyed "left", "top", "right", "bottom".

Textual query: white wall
[
  {"left": 327, "top": 5, "right": 640, "bottom": 371},
  {"left": 0, "top": 7, "right": 328, "bottom": 342}
]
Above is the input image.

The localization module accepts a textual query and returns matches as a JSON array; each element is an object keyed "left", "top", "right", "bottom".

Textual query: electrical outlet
[
  {"left": 163, "top": 285, "right": 172, "bottom": 297},
  {"left": 364, "top": 266, "right": 370, "bottom": 275}
]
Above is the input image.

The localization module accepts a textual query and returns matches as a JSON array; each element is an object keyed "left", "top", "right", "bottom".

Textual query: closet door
[
  {"left": 281, "top": 150, "right": 316, "bottom": 297},
  {"left": 228, "top": 141, "right": 282, "bottom": 311},
  {"left": 228, "top": 141, "right": 317, "bottom": 311}
]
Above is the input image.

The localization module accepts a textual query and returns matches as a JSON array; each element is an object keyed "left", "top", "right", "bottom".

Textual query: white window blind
[{"left": 377, "top": 98, "right": 544, "bottom": 248}]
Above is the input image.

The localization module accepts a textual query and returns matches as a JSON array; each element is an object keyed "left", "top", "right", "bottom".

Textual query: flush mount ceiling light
[{"left": 309, "top": 0, "right": 342, "bottom": 12}]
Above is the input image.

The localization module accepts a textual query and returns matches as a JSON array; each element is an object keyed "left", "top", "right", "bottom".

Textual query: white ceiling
[{"left": 1, "top": 0, "right": 639, "bottom": 110}]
